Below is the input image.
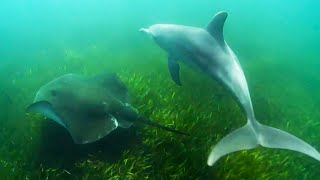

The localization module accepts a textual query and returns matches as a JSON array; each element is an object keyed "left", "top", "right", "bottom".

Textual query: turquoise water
[{"left": 1, "top": 0, "right": 320, "bottom": 179}]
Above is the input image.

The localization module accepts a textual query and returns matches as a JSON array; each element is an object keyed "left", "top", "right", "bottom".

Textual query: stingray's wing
[
  {"left": 65, "top": 114, "right": 119, "bottom": 144},
  {"left": 26, "top": 101, "right": 67, "bottom": 128},
  {"left": 93, "top": 73, "right": 129, "bottom": 103},
  {"left": 27, "top": 101, "right": 119, "bottom": 144},
  {"left": 58, "top": 103, "right": 120, "bottom": 144}
]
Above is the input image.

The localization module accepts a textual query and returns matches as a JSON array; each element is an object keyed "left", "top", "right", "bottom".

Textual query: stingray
[{"left": 26, "top": 73, "right": 189, "bottom": 144}]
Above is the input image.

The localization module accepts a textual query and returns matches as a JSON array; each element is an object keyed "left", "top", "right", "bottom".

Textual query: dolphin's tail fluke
[{"left": 207, "top": 120, "right": 320, "bottom": 166}]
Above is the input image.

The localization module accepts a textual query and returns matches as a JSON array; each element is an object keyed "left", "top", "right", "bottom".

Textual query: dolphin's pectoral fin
[
  {"left": 168, "top": 57, "right": 182, "bottom": 86},
  {"left": 208, "top": 121, "right": 320, "bottom": 166},
  {"left": 207, "top": 122, "right": 259, "bottom": 166},
  {"left": 206, "top": 11, "right": 228, "bottom": 46},
  {"left": 26, "top": 101, "right": 67, "bottom": 128}
]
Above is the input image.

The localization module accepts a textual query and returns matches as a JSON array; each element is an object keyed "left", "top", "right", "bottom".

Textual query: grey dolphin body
[
  {"left": 140, "top": 11, "right": 320, "bottom": 166},
  {"left": 26, "top": 73, "right": 189, "bottom": 144}
]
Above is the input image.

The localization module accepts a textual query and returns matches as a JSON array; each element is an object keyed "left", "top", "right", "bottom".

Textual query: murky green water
[{"left": 0, "top": 1, "right": 319, "bottom": 179}]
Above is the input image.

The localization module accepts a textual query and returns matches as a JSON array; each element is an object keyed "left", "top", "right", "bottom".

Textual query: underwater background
[{"left": 0, "top": 0, "right": 320, "bottom": 179}]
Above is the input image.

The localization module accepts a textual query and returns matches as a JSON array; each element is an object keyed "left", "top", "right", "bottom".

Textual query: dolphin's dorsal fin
[{"left": 206, "top": 11, "right": 228, "bottom": 46}]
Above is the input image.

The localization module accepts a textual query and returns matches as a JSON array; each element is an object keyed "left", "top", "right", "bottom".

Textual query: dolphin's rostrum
[{"left": 140, "top": 11, "right": 320, "bottom": 166}]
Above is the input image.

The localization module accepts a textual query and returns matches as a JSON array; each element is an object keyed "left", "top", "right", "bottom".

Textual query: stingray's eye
[{"left": 51, "top": 90, "right": 57, "bottom": 97}]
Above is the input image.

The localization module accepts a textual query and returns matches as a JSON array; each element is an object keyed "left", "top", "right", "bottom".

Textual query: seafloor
[{"left": 0, "top": 46, "right": 319, "bottom": 179}]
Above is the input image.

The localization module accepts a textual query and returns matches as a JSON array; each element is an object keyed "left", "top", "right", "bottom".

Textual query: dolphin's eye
[{"left": 51, "top": 90, "right": 57, "bottom": 97}]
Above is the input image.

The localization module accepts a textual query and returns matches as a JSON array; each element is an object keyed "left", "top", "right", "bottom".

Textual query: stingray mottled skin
[
  {"left": 27, "top": 73, "right": 189, "bottom": 144},
  {"left": 140, "top": 11, "right": 320, "bottom": 166}
]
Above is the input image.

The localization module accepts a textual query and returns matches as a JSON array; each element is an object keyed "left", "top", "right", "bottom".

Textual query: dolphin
[
  {"left": 140, "top": 11, "right": 320, "bottom": 166},
  {"left": 26, "top": 73, "right": 189, "bottom": 144}
]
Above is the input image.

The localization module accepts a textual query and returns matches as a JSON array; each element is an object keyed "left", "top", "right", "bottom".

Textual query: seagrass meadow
[{"left": 1, "top": 0, "right": 320, "bottom": 179}]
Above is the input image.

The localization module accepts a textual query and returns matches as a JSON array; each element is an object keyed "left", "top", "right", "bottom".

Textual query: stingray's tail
[
  {"left": 207, "top": 119, "right": 320, "bottom": 166},
  {"left": 116, "top": 104, "right": 190, "bottom": 136},
  {"left": 137, "top": 117, "right": 190, "bottom": 136}
]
